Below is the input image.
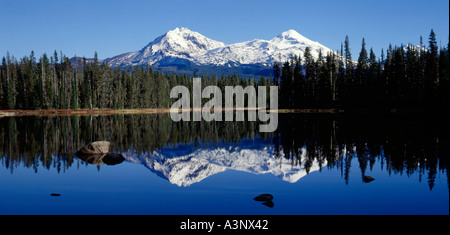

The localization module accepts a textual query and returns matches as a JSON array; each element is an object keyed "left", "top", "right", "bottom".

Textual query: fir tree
[{"left": 425, "top": 29, "right": 439, "bottom": 107}]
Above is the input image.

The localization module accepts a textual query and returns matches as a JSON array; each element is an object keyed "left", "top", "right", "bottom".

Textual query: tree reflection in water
[{"left": 0, "top": 113, "right": 448, "bottom": 190}]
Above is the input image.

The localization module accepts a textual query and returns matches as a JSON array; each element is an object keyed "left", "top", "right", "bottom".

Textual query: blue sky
[{"left": 1, "top": 0, "right": 448, "bottom": 60}]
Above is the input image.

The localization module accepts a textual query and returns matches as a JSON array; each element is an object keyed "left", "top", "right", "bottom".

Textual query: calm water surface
[{"left": 0, "top": 113, "right": 448, "bottom": 215}]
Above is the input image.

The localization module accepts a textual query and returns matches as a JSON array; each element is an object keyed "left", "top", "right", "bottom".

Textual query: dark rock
[
  {"left": 253, "top": 194, "right": 274, "bottom": 202},
  {"left": 363, "top": 176, "right": 375, "bottom": 183},
  {"left": 102, "top": 153, "right": 125, "bottom": 165}
]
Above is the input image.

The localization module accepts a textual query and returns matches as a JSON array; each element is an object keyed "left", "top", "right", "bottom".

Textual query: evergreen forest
[{"left": 1, "top": 30, "right": 448, "bottom": 111}]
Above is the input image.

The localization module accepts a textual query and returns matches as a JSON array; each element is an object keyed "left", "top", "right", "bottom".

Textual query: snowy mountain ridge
[
  {"left": 104, "top": 27, "right": 335, "bottom": 70},
  {"left": 122, "top": 140, "right": 327, "bottom": 187}
]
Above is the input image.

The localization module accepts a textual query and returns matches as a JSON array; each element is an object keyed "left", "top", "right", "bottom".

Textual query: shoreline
[{"left": 1, "top": 108, "right": 442, "bottom": 118}]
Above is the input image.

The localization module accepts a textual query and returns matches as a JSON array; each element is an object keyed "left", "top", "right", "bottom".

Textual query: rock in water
[
  {"left": 102, "top": 153, "right": 125, "bottom": 165},
  {"left": 77, "top": 141, "right": 110, "bottom": 155},
  {"left": 253, "top": 194, "right": 274, "bottom": 202},
  {"left": 363, "top": 176, "right": 375, "bottom": 183}
]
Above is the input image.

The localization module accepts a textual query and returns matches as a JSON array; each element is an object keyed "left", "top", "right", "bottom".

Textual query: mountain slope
[
  {"left": 198, "top": 29, "right": 334, "bottom": 66},
  {"left": 105, "top": 27, "right": 226, "bottom": 67}
]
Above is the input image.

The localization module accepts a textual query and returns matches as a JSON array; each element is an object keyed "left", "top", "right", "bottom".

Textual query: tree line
[
  {"left": 1, "top": 29, "right": 448, "bottom": 111},
  {"left": 0, "top": 51, "right": 174, "bottom": 110},
  {"left": 0, "top": 50, "right": 271, "bottom": 110},
  {"left": 275, "top": 29, "right": 449, "bottom": 110}
]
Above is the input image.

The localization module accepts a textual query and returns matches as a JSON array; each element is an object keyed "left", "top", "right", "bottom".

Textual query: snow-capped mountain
[
  {"left": 122, "top": 139, "right": 327, "bottom": 187},
  {"left": 106, "top": 27, "right": 226, "bottom": 67},
  {"left": 104, "top": 27, "right": 334, "bottom": 75},
  {"left": 198, "top": 29, "right": 334, "bottom": 66}
]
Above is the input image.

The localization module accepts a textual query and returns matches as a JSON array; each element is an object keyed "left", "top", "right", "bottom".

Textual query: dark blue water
[{"left": 0, "top": 114, "right": 448, "bottom": 215}]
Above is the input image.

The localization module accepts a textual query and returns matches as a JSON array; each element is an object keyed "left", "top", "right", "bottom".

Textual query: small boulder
[
  {"left": 77, "top": 141, "right": 110, "bottom": 155},
  {"left": 253, "top": 194, "right": 274, "bottom": 202}
]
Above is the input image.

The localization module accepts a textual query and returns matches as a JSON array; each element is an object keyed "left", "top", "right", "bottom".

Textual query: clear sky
[{"left": 1, "top": 0, "right": 448, "bottom": 60}]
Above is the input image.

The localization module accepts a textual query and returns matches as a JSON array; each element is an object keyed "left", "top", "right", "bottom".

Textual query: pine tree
[
  {"left": 367, "top": 48, "right": 381, "bottom": 108},
  {"left": 273, "top": 61, "right": 281, "bottom": 86},
  {"left": 4, "top": 53, "right": 16, "bottom": 109},
  {"left": 344, "top": 35, "right": 353, "bottom": 75},
  {"left": 0, "top": 57, "right": 5, "bottom": 108},
  {"left": 437, "top": 37, "right": 449, "bottom": 108},
  {"left": 328, "top": 51, "right": 338, "bottom": 107},
  {"left": 344, "top": 36, "right": 354, "bottom": 108},
  {"left": 70, "top": 68, "right": 78, "bottom": 109},
  {"left": 38, "top": 54, "right": 50, "bottom": 108},
  {"left": 336, "top": 44, "right": 346, "bottom": 108},
  {"left": 280, "top": 60, "right": 292, "bottom": 108},
  {"left": 303, "top": 47, "right": 315, "bottom": 107},
  {"left": 293, "top": 54, "right": 304, "bottom": 108},
  {"left": 356, "top": 38, "right": 369, "bottom": 108},
  {"left": 425, "top": 29, "right": 439, "bottom": 107}
]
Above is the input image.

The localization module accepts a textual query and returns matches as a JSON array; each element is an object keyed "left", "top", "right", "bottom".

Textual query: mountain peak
[
  {"left": 282, "top": 29, "right": 301, "bottom": 36},
  {"left": 166, "top": 27, "right": 195, "bottom": 36},
  {"left": 156, "top": 27, "right": 226, "bottom": 52},
  {"left": 131, "top": 27, "right": 226, "bottom": 63},
  {"left": 273, "top": 29, "right": 310, "bottom": 42},
  {"left": 171, "top": 26, "right": 190, "bottom": 31}
]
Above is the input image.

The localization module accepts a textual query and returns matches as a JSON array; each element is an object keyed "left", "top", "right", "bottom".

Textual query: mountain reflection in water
[
  {"left": 119, "top": 139, "right": 324, "bottom": 186},
  {"left": 0, "top": 113, "right": 448, "bottom": 190}
]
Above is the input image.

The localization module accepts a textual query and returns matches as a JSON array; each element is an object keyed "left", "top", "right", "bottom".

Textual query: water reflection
[
  {"left": 0, "top": 113, "right": 448, "bottom": 190},
  {"left": 119, "top": 139, "right": 324, "bottom": 186},
  {"left": 277, "top": 113, "right": 449, "bottom": 189}
]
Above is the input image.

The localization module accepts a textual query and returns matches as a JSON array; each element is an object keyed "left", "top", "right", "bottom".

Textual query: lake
[{"left": 0, "top": 113, "right": 448, "bottom": 215}]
